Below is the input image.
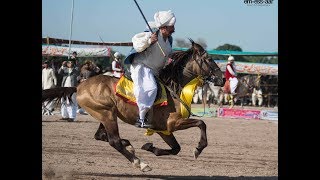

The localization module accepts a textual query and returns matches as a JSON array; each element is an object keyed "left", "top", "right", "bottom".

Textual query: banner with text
[
  {"left": 42, "top": 45, "right": 111, "bottom": 57},
  {"left": 214, "top": 60, "right": 278, "bottom": 75},
  {"left": 218, "top": 107, "right": 261, "bottom": 119}
]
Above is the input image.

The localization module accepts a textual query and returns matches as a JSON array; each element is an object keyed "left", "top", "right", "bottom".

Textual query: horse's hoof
[
  {"left": 140, "top": 162, "right": 152, "bottom": 172},
  {"left": 132, "top": 158, "right": 140, "bottom": 168},
  {"left": 141, "top": 143, "right": 153, "bottom": 151},
  {"left": 126, "top": 145, "right": 135, "bottom": 155},
  {"left": 193, "top": 148, "right": 200, "bottom": 159}
]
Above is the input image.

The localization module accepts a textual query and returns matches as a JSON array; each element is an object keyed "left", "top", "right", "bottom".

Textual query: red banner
[{"left": 218, "top": 107, "right": 261, "bottom": 119}]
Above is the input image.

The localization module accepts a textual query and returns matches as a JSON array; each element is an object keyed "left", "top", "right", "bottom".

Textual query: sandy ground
[{"left": 42, "top": 104, "right": 278, "bottom": 180}]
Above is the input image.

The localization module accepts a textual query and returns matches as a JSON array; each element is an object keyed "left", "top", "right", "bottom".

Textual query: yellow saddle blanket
[{"left": 115, "top": 76, "right": 168, "bottom": 106}]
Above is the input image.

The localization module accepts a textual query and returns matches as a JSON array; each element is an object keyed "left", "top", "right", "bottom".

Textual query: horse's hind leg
[
  {"left": 94, "top": 123, "right": 108, "bottom": 142},
  {"left": 141, "top": 133, "right": 181, "bottom": 156},
  {"left": 97, "top": 110, "right": 151, "bottom": 172}
]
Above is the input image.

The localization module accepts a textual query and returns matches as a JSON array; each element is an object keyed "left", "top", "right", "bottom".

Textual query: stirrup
[
  {"left": 135, "top": 119, "right": 143, "bottom": 128},
  {"left": 135, "top": 118, "right": 153, "bottom": 129}
]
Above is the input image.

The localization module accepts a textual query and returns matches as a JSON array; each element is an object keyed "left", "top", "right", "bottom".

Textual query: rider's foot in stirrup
[
  {"left": 135, "top": 119, "right": 143, "bottom": 128},
  {"left": 135, "top": 118, "right": 153, "bottom": 129}
]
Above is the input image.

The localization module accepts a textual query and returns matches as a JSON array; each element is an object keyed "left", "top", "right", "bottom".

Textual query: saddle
[
  {"left": 115, "top": 74, "right": 168, "bottom": 107},
  {"left": 223, "top": 80, "right": 231, "bottom": 93}
]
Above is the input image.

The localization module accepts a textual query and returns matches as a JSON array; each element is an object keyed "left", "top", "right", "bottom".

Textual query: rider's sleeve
[
  {"left": 227, "top": 65, "right": 237, "bottom": 76},
  {"left": 132, "top": 32, "right": 152, "bottom": 52}
]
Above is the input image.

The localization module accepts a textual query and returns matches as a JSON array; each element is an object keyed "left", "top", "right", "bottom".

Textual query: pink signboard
[{"left": 218, "top": 107, "right": 261, "bottom": 119}]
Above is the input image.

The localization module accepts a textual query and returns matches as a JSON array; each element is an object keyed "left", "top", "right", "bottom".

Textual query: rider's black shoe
[{"left": 135, "top": 118, "right": 153, "bottom": 129}]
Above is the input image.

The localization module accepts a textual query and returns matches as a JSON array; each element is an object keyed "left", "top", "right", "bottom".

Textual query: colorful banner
[
  {"left": 191, "top": 107, "right": 217, "bottom": 117},
  {"left": 218, "top": 107, "right": 261, "bottom": 119},
  {"left": 260, "top": 110, "right": 278, "bottom": 121},
  {"left": 214, "top": 60, "right": 278, "bottom": 75},
  {"left": 42, "top": 45, "right": 111, "bottom": 57}
]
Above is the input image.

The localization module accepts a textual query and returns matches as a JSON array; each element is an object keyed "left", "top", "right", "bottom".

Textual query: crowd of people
[{"left": 42, "top": 51, "right": 124, "bottom": 121}]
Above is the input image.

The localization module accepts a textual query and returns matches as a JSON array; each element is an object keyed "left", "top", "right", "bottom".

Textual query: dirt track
[{"left": 42, "top": 105, "right": 278, "bottom": 180}]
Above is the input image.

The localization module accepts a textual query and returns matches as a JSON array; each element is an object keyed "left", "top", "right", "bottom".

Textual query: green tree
[
  {"left": 174, "top": 38, "right": 207, "bottom": 49},
  {"left": 215, "top": 43, "right": 243, "bottom": 51},
  {"left": 174, "top": 38, "right": 190, "bottom": 48},
  {"left": 211, "top": 44, "right": 247, "bottom": 62}
]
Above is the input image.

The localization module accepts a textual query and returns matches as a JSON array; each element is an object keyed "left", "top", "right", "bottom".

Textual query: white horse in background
[
  {"left": 225, "top": 74, "right": 262, "bottom": 108},
  {"left": 204, "top": 81, "right": 225, "bottom": 107},
  {"left": 193, "top": 74, "right": 263, "bottom": 109},
  {"left": 192, "top": 81, "right": 225, "bottom": 108}
]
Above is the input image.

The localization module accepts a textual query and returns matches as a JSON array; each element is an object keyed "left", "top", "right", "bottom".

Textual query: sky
[{"left": 42, "top": 0, "right": 278, "bottom": 55}]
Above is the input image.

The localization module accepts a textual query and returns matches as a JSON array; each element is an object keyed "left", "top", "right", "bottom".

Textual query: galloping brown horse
[{"left": 42, "top": 39, "right": 225, "bottom": 172}]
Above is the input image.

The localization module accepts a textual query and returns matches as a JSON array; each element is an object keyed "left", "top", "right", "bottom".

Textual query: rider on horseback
[
  {"left": 127, "top": 10, "right": 176, "bottom": 128},
  {"left": 225, "top": 55, "right": 238, "bottom": 104}
]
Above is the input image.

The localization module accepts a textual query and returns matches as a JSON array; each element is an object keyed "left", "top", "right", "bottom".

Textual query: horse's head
[
  {"left": 240, "top": 74, "right": 262, "bottom": 90},
  {"left": 160, "top": 39, "right": 225, "bottom": 93},
  {"left": 187, "top": 38, "right": 225, "bottom": 87}
]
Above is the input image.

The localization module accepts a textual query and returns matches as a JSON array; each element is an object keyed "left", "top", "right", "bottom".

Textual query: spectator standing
[
  {"left": 58, "top": 60, "right": 80, "bottom": 121},
  {"left": 42, "top": 60, "right": 57, "bottom": 115}
]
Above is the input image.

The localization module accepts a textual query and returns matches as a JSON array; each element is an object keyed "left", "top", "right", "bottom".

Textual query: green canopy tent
[{"left": 173, "top": 48, "right": 278, "bottom": 56}]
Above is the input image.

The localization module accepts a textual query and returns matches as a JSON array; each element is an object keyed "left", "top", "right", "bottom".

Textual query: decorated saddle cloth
[
  {"left": 115, "top": 76, "right": 168, "bottom": 106},
  {"left": 223, "top": 80, "right": 231, "bottom": 93}
]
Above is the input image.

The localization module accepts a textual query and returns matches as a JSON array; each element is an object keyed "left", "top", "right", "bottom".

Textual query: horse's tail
[{"left": 42, "top": 87, "right": 77, "bottom": 104}]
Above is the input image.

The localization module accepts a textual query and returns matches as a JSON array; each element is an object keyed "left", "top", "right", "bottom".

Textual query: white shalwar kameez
[
  {"left": 61, "top": 68, "right": 77, "bottom": 119},
  {"left": 226, "top": 65, "right": 239, "bottom": 94},
  {"left": 42, "top": 68, "right": 57, "bottom": 112},
  {"left": 130, "top": 31, "right": 172, "bottom": 120}
]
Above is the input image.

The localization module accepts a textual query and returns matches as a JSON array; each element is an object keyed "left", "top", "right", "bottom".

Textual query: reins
[{"left": 158, "top": 51, "right": 222, "bottom": 118}]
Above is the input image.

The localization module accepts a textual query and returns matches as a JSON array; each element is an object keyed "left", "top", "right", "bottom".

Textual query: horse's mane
[{"left": 159, "top": 48, "right": 193, "bottom": 94}]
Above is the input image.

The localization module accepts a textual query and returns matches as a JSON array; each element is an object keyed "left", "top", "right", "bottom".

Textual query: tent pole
[{"left": 68, "top": 0, "right": 75, "bottom": 59}]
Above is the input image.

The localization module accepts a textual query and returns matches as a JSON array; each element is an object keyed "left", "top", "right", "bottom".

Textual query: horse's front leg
[
  {"left": 171, "top": 117, "right": 207, "bottom": 159},
  {"left": 141, "top": 133, "right": 181, "bottom": 156}
]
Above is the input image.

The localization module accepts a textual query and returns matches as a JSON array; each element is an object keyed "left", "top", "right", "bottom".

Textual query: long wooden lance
[{"left": 132, "top": 0, "right": 166, "bottom": 57}]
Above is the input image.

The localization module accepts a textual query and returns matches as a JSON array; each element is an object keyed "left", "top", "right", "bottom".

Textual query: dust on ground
[{"left": 42, "top": 104, "right": 278, "bottom": 179}]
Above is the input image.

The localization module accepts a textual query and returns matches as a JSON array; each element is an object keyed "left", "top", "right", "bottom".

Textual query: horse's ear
[
  {"left": 188, "top": 38, "right": 194, "bottom": 46},
  {"left": 188, "top": 38, "right": 200, "bottom": 55}
]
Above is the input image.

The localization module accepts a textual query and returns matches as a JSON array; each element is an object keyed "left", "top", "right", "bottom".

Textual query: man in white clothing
[
  {"left": 224, "top": 55, "right": 238, "bottom": 105},
  {"left": 129, "top": 10, "right": 176, "bottom": 128},
  {"left": 112, "top": 52, "right": 124, "bottom": 78},
  {"left": 225, "top": 56, "right": 238, "bottom": 95},
  {"left": 58, "top": 60, "right": 79, "bottom": 122},
  {"left": 42, "top": 60, "right": 57, "bottom": 115},
  {"left": 252, "top": 87, "right": 263, "bottom": 106}
]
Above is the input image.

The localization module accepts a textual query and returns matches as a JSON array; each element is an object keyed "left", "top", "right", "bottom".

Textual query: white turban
[
  {"left": 154, "top": 10, "right": 176, "bottom": 28},
  {"left": 228, "top": 55, "right": 235, "bottom": 61},
  {"left": 114, "top": 52, "right": 121, "bottom": 58}
]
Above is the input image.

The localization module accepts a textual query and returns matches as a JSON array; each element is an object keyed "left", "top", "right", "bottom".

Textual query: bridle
[
  {"left": 183, "top": 51, "right": 222, "bottom": 82},
  {"left": 157, "top": 50, "right": 222, "bottom": 118}
]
